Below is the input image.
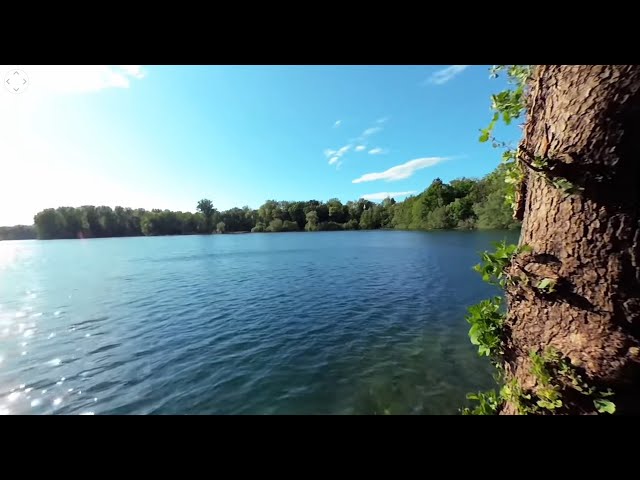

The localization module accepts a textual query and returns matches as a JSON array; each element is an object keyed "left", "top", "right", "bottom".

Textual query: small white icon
[{"left": 4, "top": 69, "right": 29, "bottom": 94}]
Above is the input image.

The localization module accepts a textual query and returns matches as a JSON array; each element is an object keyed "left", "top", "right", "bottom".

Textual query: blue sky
[{"left": 0, "top": 65, "right": 520, "bottom": 225}]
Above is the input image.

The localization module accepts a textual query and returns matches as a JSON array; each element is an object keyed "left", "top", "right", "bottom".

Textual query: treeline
[
  {"left": 31, "top": 206, "right": 208, "bottom": 239},
  {"left": 9, "top": 163, "right": 519, "bottom": 240},
  {"left": 392, "top": 163, "right": 521, "bottom": 230},
  {"left": 0, "top": 225, "right": 36, "bottom": 240}
]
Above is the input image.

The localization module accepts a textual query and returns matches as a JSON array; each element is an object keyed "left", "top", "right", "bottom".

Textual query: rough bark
[{"left": 503, "top": 65, "right": 640, "bottom": 414}]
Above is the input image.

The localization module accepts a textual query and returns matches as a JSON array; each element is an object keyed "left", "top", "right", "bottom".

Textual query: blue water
[{"left": 0, "top": 230, "right": 518, "bottom": 415}]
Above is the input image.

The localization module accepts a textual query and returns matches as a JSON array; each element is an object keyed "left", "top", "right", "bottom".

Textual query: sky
[{"left": 0, "top": 65, "right": 521, "bottom": 226}]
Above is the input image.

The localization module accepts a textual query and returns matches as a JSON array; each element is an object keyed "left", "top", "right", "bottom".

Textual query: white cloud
[
  {"left": 361, "top": 191, "right": 417, "bottom": 201},
  {"left": 326, "top": 117, "right": 386, "bottom": 167},
  {"left": 325, "top": 144, "right": 351, "bottom": 166},
  {"left": 336, "top": 145, "right": 351, "bottom": 156},
  {"left": 1, "top": 65, "right": 146, "bottom": 94},
  {"left": 426, "top": 65, "right": 469, "bottom": 85},
  {"left": 352, "top": 157, "right": 447, "bottom": 184},
  {"left": 324, "top": 149, "right": 336, "bottom": 158},
  {"left": 368, "top": 147, "right": 387, "bottom": 155},
  {"left": 118, "top": 65, "right": 145, "bottom": 79},
  {"left": 362, "top": 126, "right": 382, "bottom": 136}
]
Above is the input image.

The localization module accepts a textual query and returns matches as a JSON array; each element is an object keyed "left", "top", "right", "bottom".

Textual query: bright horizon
[{"left": 0, "top": 65, "right": 519, "bottom": 226}]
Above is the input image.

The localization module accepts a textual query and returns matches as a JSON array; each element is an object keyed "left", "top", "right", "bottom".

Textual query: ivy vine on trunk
[{"left": 463, "top": 65, "right": 640, "bottom": 415}]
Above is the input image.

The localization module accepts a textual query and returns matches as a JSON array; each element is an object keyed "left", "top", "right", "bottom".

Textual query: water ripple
[{"left": 0, "top": 231, "right": 517, "bottom": 414}]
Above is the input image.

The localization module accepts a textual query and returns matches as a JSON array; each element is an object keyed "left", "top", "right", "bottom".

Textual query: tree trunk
[{"left": 503, "top": 65, "right": 640, "bottom": 414}]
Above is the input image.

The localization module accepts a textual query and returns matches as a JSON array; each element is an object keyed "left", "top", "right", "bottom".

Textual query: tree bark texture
[{"left": 503, "top": 65, "right": 640, "bottom": 414}]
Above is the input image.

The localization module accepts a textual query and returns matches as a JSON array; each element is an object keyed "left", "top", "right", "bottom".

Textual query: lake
[{"left": 0, "top": 230, "right": 518, "bottom": 415}]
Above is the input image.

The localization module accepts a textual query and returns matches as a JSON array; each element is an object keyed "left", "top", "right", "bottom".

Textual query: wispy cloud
[
  {"left": 118, "top": 65, "right": 145, "bottom": 79},
  {"left": 361, "top": 191, "right": 417, "bottom": 201},
  {"left": 425, "top": 65, "right": 469, "bottom": 85},
  {"left": 362, "top": 126, "right": 382, "bottom": 137},
  {"left": 325, "top": 144, "right": 351, "bottom": 166},
  {"left": 352, "top": 157, "right": 447, "bottom": 184},
  {"left": 326, "top": 117, "right": 388, "bottom": 168},
  {"left": 368, "top": 147, "right": 387, "bottom": 155},
  {"left": 7, "top": 65, "right": 147, "bottom": 94},
  {"left": 336, "top": 145, "right": 351, "bottom": 156}
]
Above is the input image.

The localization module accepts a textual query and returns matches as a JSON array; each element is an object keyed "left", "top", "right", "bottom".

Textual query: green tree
[
  {"left": 450, "top": 178, "right": 476, "bottom": 199},
  {"left": 251, "top": 222, "right": 265, "bottom": 233},
  {"left": 0, "top": 225, "right": 36, "bottom": 240},
  {"left": 315, "top": 203, "right": 329, "bottom": 223},
  {"left": 421, "top": 178, "right": 455, "bottom": 211},
  {"left": 449, "top": 197, "right": 475, "bottom": 226},
  {"left": 305, "top": 211, "right": 319, "bottom": 231},
  {"left": 197, "top": 199, "right": 215, "bottom": 233},
  {"left": 327, "top": 198, "right": 347, "bottom": 223},
  {"left": 34, "top": 209, "right": 64, "bottom": 239},
  {"left": 473, "top": 165, "right": 520, "bottom": 230},
  {"left": 425, "top": 205, "right": 455, "bottom": 229},
  {"left": 26, "top": 163, "right": 525, "bottom": 240},
  {"left": 267, "top": 218, "right": 284, "bottom": 232},
  {"left": 359, "top": 207, "right": 382, "bottom": 230},
  {"left": 282, "top": 220, "right": 299, "bottom": 232}
]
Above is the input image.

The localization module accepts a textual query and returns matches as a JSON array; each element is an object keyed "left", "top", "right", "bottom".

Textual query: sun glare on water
[{"left": 0, "top": 242, "right": 21, "bottom": 268}]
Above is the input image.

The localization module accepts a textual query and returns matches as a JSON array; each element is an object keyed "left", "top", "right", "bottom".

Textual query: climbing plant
[{"left": 461, "top": 65, "right": 616, "bottom": 415}]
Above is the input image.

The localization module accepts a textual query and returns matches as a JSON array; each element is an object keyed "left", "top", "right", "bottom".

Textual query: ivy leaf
[
  {"left": 469, "top": 324, "right": 481, "bottom": 345},
  {"left": 594, "top": 399, "right": 616, "bottom": 414},
  {"left": 537, "top": 278, "right": 556, "bottom": 292}
]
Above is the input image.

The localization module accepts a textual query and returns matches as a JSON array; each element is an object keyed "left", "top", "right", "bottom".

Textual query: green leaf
[
  {"left": 537, "top": 278, "right": 552, "bottom": 289},
  {"left": 469, "top": 324, "right": 481, "bottom": 345},
  {"left": 479, "top": 130, "right": 490, "bottom": 143},
  {"left": 536, "top": 278, "right": 556, "bottom": 292},
  {"left": 594, "top": 399, "right": 616, "bottom": 414}
]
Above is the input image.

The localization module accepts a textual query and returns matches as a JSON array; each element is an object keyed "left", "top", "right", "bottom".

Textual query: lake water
[{"left": 0, "top": 230, "right": 518, "bottom": 415}]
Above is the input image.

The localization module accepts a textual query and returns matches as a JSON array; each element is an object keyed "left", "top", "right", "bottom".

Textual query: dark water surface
[{"left": 0, "top": 230, "right": 518, "bottom": 414}]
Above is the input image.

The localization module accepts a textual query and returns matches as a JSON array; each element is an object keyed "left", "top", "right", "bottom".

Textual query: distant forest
[{"left": 0, "top": 164, "right": 520, "bottom": 241}]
